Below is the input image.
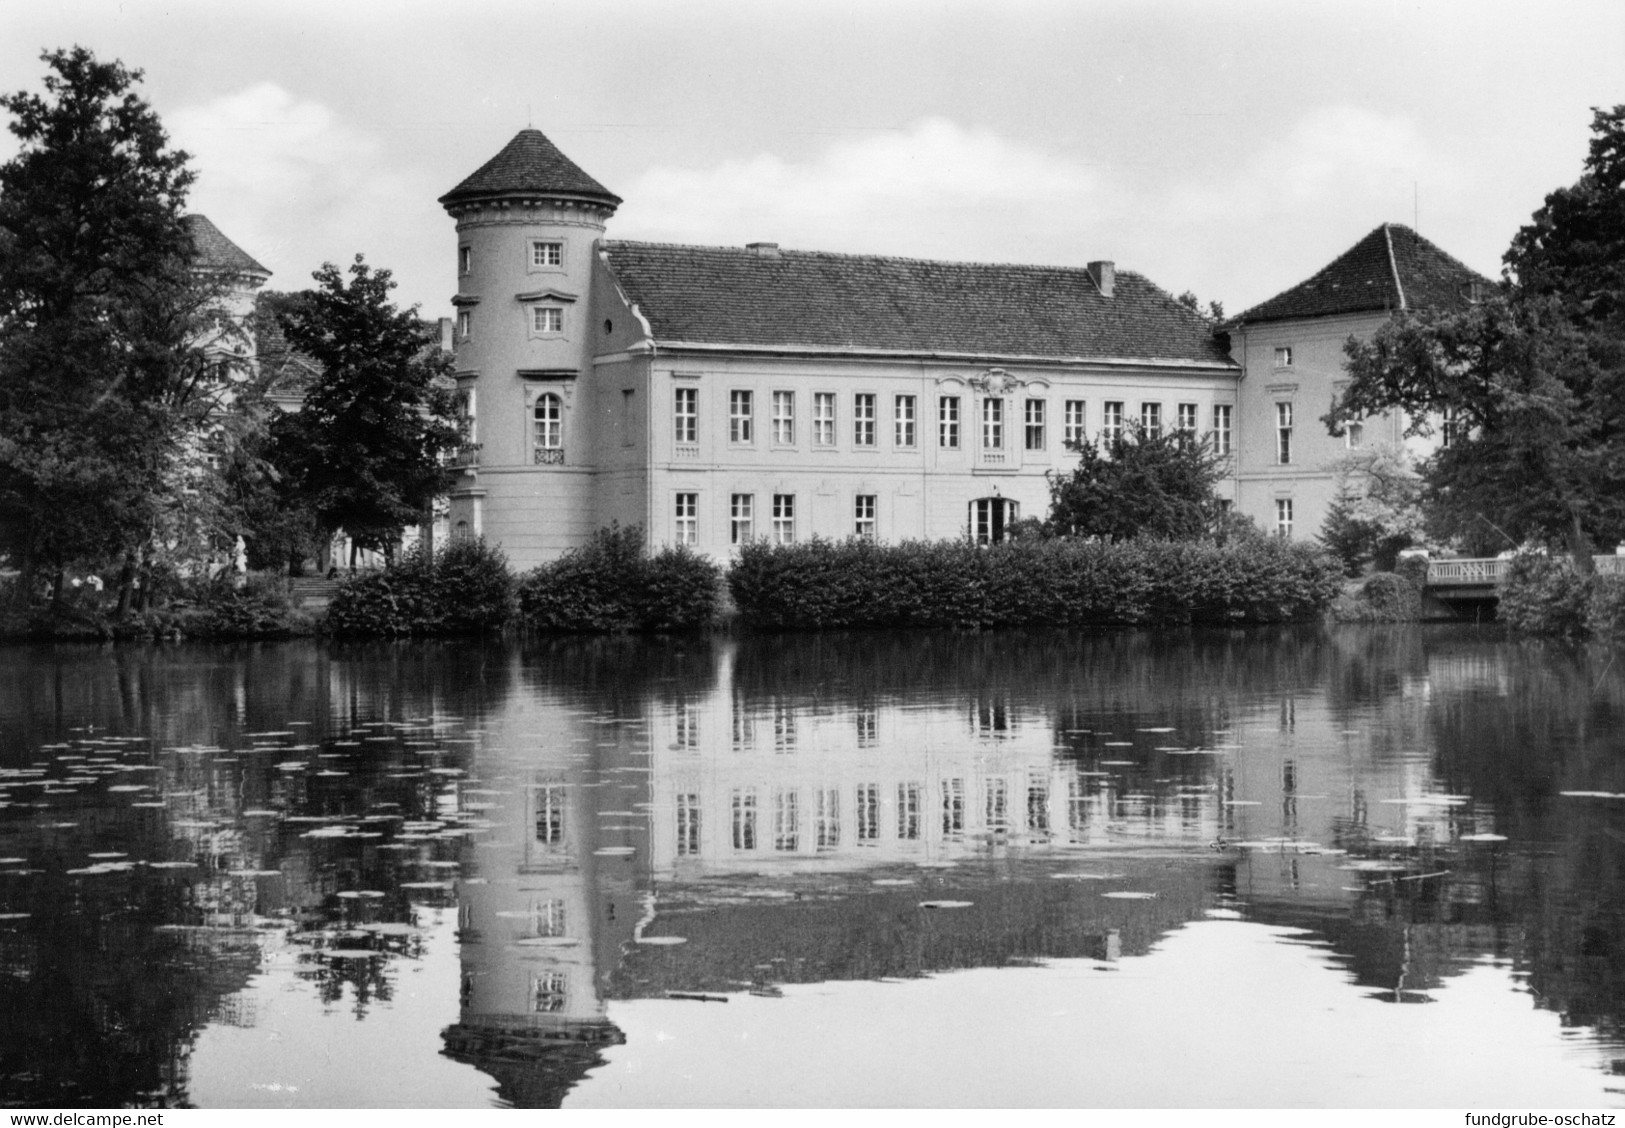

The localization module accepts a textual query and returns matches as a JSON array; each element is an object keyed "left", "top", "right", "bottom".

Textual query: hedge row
[
  {"left": 518, "top": 525, "right": 721, "bottom": 632},
  {"left": 327, "top": 538, "right": 516, "bottom": 636},
  {"left": 725, "top": 536, "right": 1344, "bottom": 630}
]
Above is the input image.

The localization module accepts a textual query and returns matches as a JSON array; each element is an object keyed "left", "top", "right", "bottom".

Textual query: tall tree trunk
[
  {"left": 1569, "top": 508, "right": 1596, "bottom": 575},
  {"left": 115, "top": 550, "right": 137, "bottom": 617}
]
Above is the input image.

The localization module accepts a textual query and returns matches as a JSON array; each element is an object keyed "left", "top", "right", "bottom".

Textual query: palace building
[{"left": 431, "top": 128, "right": 1489, "bottom": 568}]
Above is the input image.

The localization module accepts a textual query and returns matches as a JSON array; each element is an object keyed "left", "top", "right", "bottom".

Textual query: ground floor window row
[
  {"left": 670, "top": 773, "right": 1224, "bottom": 855},
  {"left": 670, "top": 491, "right": 1024, "bottom": 546}
]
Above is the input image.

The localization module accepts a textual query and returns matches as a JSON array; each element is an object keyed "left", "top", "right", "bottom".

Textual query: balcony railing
[
  {"left": 448, "top": 442, "right": 481, "bottom": 469},
  {"left": 533, "top": 447, "right": 564, "bottom": 466}
]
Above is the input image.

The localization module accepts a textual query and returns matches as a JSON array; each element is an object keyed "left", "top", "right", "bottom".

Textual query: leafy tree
[
  {"left": 0, "top": 47, "right": 223, "bottom": 597},
  {"left": 270, "top": 256, "right": 460, "bottom": 564},
  {"left": 1315, "top": 444, "right": 1425, "bottom": 575},
  {"left": 1327, "top": 106, "right": 1625, "bottom": 569},
  {"left": 1045, "top": 424, "right": 1227, "bottom": 541},
  {"left": 1176, "top": 290, "right": 1226, "bottom": 323}
]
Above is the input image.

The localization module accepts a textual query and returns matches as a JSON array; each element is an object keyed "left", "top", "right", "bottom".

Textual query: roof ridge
[
  {"left": 1382, "top": 223, "right": 1407, "bottom": 311},
  {"left": 603, "top": 238, "right": 1147, "bottom": 278}
]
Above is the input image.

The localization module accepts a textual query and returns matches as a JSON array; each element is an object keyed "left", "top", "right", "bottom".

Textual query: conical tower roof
[
  {"left": 182, "top": 214, "right": 270, "bottom": 278},
  {"left": 439, "top": 128, "right": 621, "bottom": 210}
]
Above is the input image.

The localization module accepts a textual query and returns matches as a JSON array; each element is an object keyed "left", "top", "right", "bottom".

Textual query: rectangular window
[
  {"left": 985, "top": 777, "right": 1009, "bottom": 832},
  {"left": 531, "top": 972, "right": 567, "bottom": 1013},
  {"left": 1103, "top": 401, "right": 1124, "bottom": 446},
  {"left": 674, "top": 492, "right": 697, "bottom": 546},
  {"left": 1211, "top": 404, "right": 1233, "bottom": 456},
  {"left": 1276, "top": 402, "right": 1293, "bottom": 464},
  {"left": 982, "top": 397, "right": 1004, "bottom": 450},
  {"left": 814, "top": 392, "right": 836, "bottom": 446},
  {"left": 1177, "top": 402, "right": 1198, "bottom": 445},
  {"left": 1441, "top": 407, "right": 1460, "bottom": 448},
  {"left": 942, "top": 778, "right": 965, "bottom": 834},
  {"left": 531, "top": 898, "right": 567, "bottom": 938},
  {"left": 674, "top": 387, "right": 697, "bottom": 444},
  {"left": 531, "top": 240, "right": 563, "bottom": 267},
  {"left": 773, "top": 789, "right": 799, "bottom": 852},
  {"left": 730, "top": 493, "right": 754, "bottom": 545},
  {"left": 456, "top": 310, "right": 471, "bottom": 339},
  {"left": 856, "top": 784, "right": 880, "bottom": 843},
  {"left": 1141, "top": 401, "right": 1162, "bottom": 438},
  {"left": 894, "top": 394, "right": 917, "bottom": 447},
  {"left": 731, "top": 788, "right": 758, "bottom": 850},
  {"left": 855, "top": 706, "right": 877, "bottom": 747},
  {"left": 1346, "top": 420, "right": 1364, "bottom": 449},
  {"left": 677, "top": 793, "right": 700, "bottom": 856},
  {"left": 459, "top": 246, "right": 471, "bottom": 275},
  {"left": 815, "top": 788, "right": 840, "bottom": 851},
  {"left": 1275, "top": 345, "right": 1294, "bottom": 368},
  {"left": 535, "top": 785, "right": 565, "bottom": 846},
  {"left": 729, "top": 390, "right": 753, "bottom": 444},
  {"left": 1276, "top": 498, "right": 1294, "bottom": 538},
  {"left": 1027, "top": 778, "right": 1050, "bottom": 834},
  {"left": 675, "top": 701, "right": 698, "bottom": 749},
  {"left": 1024, "top": 398, "right": 1045, "bottom": 451},
  {"left": 939, "top": 395, "right": 961, "bottom": 449},
  {"left": 772, "top": 390, "right": 795, "bottom": 445},
  {"left": 898, "top": 782, "right": 921, "bottom": 840},
  {"left": 854, "top": 394, "right": 876, "bottom": 446},
  {"left": 455, "top": 387, "right": 477, "bottom": 444},
  {"left": 533, "top": 306, "right": 563, "bottom": 334},
  {"left": 854, "top": 494, "right": 877, "bottom": 540},
  {"left": 1064, "top": 400, "right": 1087, "bottom": 447},
  {"left": 772, "top": 494, "right": 795, "bottom": 545}
]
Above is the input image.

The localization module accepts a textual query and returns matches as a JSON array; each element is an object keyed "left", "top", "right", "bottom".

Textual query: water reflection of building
[{"left": 439, "top": 684, "right": 644, "bottom": 1107}]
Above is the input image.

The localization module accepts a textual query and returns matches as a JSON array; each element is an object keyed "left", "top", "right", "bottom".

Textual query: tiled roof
[
  {"left": 182, "top": 214, "right": 270, "bottom": 277},
  {"left": 254, "top": 292, "right": 320, "bottom": 398},
  {"left": 600, "top": 241, "right": 1232, "bottom": 366},
  {"left": 439, "top": 128, "right": 621, "bottom": 209},
  {"left": 1234, "top": 223, "right": 1494, "bottom": 325}
]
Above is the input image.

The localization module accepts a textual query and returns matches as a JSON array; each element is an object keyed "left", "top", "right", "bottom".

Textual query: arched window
[{"left": 533, "top": 394, "right": 563, "bottom": 464}]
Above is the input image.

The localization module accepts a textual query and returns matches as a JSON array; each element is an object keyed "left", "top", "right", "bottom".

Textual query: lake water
[{"left": 1, "top": 627, "right": 1624, "bottom": 1108}]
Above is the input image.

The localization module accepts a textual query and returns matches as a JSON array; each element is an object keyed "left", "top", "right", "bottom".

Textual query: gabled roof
[
  {"left": 439, "top": 128, "right": 621, "bottom": 209},
  {"left": 182, "top": 214, "right": 270, "bottom": 278},
  {"left": 600, "top": 241, "right": 1233, "bottom": 367},
  {"left": 1234, "top": 223, "right": 1493, "bottom": 325}
]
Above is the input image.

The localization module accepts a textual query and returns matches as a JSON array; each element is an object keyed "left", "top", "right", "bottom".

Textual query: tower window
[
  {"left": 533, "top": 306, "right": 563, "bottom": 334},
  {"left": 459, "top": 246, "right": 471, "bottom": 275},
  {"left": 531, "top": 240, "right": 563, "bottom": 268}
]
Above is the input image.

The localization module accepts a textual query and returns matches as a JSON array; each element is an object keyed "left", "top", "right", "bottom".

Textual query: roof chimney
[
  {"left": 1088, "top": 260, "right": 1115, "bottom": 298},
  {"left": 746, "top": 242, "right": 781, "bottom": 259}
]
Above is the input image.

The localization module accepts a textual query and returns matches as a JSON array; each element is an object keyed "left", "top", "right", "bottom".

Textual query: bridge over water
[{"left": 1423, "top": 555, "right": 1625, "bottom": 609}]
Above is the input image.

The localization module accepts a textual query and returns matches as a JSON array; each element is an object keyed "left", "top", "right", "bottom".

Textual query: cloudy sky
[{"left": 2, "top": 0, "right": 1619, "bottom": 317}]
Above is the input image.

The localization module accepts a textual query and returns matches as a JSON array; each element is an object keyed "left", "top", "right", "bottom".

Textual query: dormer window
[
  {"left": 533, "top": 306, "right": 563, "bottom": 334},
  {"left": 531, "top": 240, "right": 563, "bottom": 268},
  {"left": 1274, "top": 346, "right": 1294, "bottom": 368}
]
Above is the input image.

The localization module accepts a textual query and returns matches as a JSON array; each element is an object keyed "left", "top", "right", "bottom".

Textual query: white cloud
[
  {"left": 613, "top": 117, "right": 1104, "bottom": 265},
  {"left": 1138, "top": 106, "right": 1476, "bottom": 312},
  {"left": 169, "top": 84, "right": 443, "bottom": 306}
]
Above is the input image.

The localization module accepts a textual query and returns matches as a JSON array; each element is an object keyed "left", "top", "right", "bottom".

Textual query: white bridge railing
[{"left": 1426, "top": 555, "right": 1625, "bottom": 586}]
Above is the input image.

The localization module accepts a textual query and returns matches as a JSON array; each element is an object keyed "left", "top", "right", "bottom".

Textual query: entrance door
[{"left": 971, "top": 497, "right": 1019, "bottom": 545}]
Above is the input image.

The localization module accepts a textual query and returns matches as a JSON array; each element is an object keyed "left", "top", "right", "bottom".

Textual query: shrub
[
  {"left": 726, "top": 535, "right": 1343, "bottom": 631},
  {"left": 1497, "top": 552, "right": 1590, "bottom": 637},
  {"left": 518, "top": 525, "right": 720, "bottom": 632},
  {"left": 1329, "top": 570, "right": 1422, "bottom": 622},
  {"left": 327, "top": 538, "right": 515, "bottom": 636},
  {"left": 185, "top": 573, "right": 303, "bottom": 638},
  {"left": 1588, "top": 574, "right": 1625, "bottom": 640}
]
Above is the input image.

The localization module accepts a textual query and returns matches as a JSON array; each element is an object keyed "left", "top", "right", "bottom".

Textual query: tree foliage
[
  {"left": 1326, "top": 105, "right": 1625, "bottom": 566},
  {"left": 0, "top": 47, "right": 223, "bottom": 589},
  {"left": 269, "top": 257, "right": 460, "bottom": 559},
  {"left": 1316, "top": 443, "right": 1425, "bottom": 574},
  {"left": 1045, "top": 424, "right": 1228, "bottom": 541}
]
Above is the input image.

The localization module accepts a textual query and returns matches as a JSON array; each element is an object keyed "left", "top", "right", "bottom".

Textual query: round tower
[{"left": 438, "top": 129, "right": 621, "bottom": 565}]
